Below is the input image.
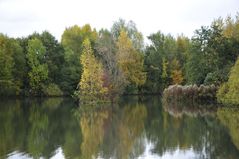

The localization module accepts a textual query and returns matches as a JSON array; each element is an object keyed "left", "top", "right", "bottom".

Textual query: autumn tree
[
  {"left": 170, "top": 58, "right": 184, "bottom": 85},
  {"left": 161, "top": 58, "right": 170, "bottom": 88},
  {"left": 111, "top": 19, "right": 144, "bottom": 51},
  {"left": 61, "top": 25, "right": 97, "bottom": 94},
  {"left": 95, "top": 29, "right": 126, "bottom": 100},
  {"left": 27, "top": 38, "right": 48, "bottom": 95},
  {"left": 76, "top": 39, "right": 108, "bottom": 103},
  {"left": 116, "top": 31, "right": 146, "bottom": 88},
  {"left": 176, "top": 35, "right": 190, "bottom": 66}
]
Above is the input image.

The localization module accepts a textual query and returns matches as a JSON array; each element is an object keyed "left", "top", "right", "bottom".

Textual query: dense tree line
[{"left": 0, "top": 16, "right": 239, "bottom": 104}]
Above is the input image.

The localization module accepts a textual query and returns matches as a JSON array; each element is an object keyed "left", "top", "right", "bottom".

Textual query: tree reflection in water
[
  {"left": 73, "top": 102, "right": 147, "bottom": 159},
  {"left": 217, "top": 108, "right": 239, "bottom": 150},
  {"left": 160, "top": 97, "right": 239, "bottom": 158},
  {"left": 0, "top": 97, "right": 239, "bottom": 159}
]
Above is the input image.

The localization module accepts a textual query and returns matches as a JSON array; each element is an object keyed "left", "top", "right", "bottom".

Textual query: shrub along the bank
[
  {"left": 43, "top": 83, "right": 63, "bottom": 97},
  {"left": 163, "top": 84, "right": 217, "bottom": 103},
  {"left": 162, "top": 84, "right": 218, "bottom": 118}
]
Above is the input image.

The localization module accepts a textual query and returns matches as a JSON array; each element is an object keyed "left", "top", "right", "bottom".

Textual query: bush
[
  {"left": 163, "top": 84, "right": 217, "bottom": 103},
  {"left": 204, "top": 72, "right": 219, "bottom": 85},
  {"left": 162, "top": 84, "right": 218, "bottom": 117},
  {"left": 43, "top": 83, "right": 63, "bottom": 96},
  {"left": 0, "top": 80, "right": 19, "bottom": 96}
]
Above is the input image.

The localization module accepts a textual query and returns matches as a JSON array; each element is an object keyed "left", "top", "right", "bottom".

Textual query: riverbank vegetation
[
  {"left": 0, "top": 15, "right": 239, "bottom": 104},
  {"left": 217, "top": 57, "right": 239, "bottom": 105},
  {"left": 163, "top": 84, "right": 217, "bottom": 105}
]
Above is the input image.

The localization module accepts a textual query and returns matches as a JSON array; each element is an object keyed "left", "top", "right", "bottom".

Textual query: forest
[{"left": 0, "top": 15, "right": 239, "bottom": 105}]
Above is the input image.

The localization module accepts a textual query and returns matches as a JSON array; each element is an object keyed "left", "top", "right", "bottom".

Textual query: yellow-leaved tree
[
  {"left": 116, "top": 30, "right": 146, "bottom": 86},
  {"left": 76, "top": 39, "right": 108, "bottom": 103},
  {"left": 170, "top": 58, "right": 184, "bottom": 85}
]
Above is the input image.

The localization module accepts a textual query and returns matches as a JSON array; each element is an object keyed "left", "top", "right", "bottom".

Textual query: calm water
[{"left": 0, "top": 97, "right": 239, "bottom": 159}]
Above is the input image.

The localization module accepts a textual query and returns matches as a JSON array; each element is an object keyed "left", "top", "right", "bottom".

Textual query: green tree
[
  {"left": 185, "top": 16, "right": 239, "bottom": 85},
  {"left": 76, "top": 39, "right": 108, "bottom": 103},
  {"left": 143, "top": 32, "right": 165, "bottom": 93},
  {"left": 39, "top": 31, "right": 65, "bottom": 85},
  {"left": 217, "top": 57, "right": 239, "bottom": 105},
  {"left": 18, "top": 32, "right": 64, "bottom": 94},
  {"left": 61, "top": 25, "right": 97, "bottom": 94},
  {"left": 27, "top": 38, "right": 48, "bottom": 95},
  {"left": 11, "top": 39, "right": 26, "bottom": 95},
  {"left": 0, "top": 34, "right": 25, "bottom": 95},
  {"left": 62, "top": 24, "right": 97, "bottom": 55},
  {"left": 185, "top": 26, "right": 214, "bottom": 84},
  {"left": 143, "top": 32, "right": 179, "bottom": 92}
]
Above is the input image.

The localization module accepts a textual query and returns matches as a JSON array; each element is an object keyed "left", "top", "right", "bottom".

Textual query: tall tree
[
  {"left": 170, "top": 58, "right": 183, "bottom": 85},
  {"left": 161, "top": 58, "right": 170, "bottom": 88},
  {"left": 185, "top": 26, "right": 217, "bottom": 84},
  {"left": 27, "top": 38, "right": 48, "bottom": 95},
  {"left": 39, "top": 31, "right": 64, "bottom": 85},
  {"left": 0, "top": 34, "right": 14, "bottom": 95},
  {"left": 111, "top": 19, "right": 144, "bottom": 51},
  {"left": 116, "top": 30, "right": 146, "bottom": 88},
  {"left": 61, "top": 24, "right": 98, "bottom": 94},
  {"left": 143, "top": 31, "right": 179, "bottom": 92},
  {"left": 11, "top": 39, "right": 26, "bottom": 95},
  {"left": 76, "top": 39, "right": 108, "bottom": 103},
  {"left": 176, "top": 35, "right": 190, "bottom": 73},
  {"left": 95, "top": 29, "right": 126, "bottom": 100}
]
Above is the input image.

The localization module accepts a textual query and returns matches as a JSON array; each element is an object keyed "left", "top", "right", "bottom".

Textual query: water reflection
[
  {"left": 0, "top": 98, "right": 82, "bottom": 159},
  {"left": 217, "top": 108, "right": 239, "bottom": 151},
  {"left": 161, "top": 97, "right": 239, "bottom": 158},
  {"left": 162, "top": 95, "right": 218, "bottom": 118},
  {"left": 0, "top": 97, "right": 239, "bottom": 159},
  {"left": 73, "top": 103, "right": 147, "bottom": 159}
]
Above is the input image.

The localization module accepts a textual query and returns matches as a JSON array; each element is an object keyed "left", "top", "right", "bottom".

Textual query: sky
[{"left": 0, "top": 0, "right": 238, "bottom": 42}]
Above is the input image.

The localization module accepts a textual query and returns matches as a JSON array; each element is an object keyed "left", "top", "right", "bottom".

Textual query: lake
[{"left": 0, "top": 96, "right": 239, "bottom": 159}]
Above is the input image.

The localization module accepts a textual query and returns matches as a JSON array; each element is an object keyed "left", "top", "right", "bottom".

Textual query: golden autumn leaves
[{"left": 76, "top": 31, "right": 146, "bottom": 104}]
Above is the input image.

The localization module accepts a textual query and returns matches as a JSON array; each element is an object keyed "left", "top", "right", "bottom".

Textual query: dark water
[{"left": 0, "top": 97, "right": 239, "bottom": 159}]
